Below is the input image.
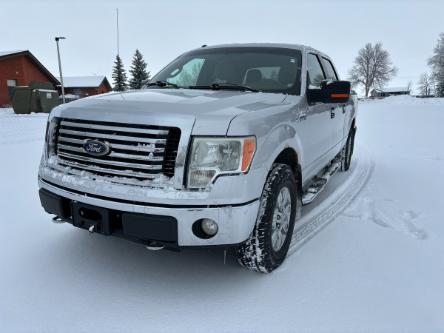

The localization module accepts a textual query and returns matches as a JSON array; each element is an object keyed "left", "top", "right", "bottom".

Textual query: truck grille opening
[{"left": 53, "top": 118, "right": 181, "bottom": 184}]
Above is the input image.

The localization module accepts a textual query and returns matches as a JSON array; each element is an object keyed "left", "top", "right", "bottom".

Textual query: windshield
[{"left": 150, "top": 47, "right": 303, "bottom": 95}]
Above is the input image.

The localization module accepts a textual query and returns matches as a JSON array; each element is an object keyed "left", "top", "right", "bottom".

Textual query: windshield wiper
[
  {"left": 146, "top": 80, "right": 179, "bottom": 89},
  {"left": 189, "top": 83, "right": 259, "bottom": 92}
]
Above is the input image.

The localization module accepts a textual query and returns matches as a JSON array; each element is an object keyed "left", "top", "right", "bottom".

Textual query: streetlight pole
[{"left": 55, "top": 36, "right": 66, "bottom": 103}]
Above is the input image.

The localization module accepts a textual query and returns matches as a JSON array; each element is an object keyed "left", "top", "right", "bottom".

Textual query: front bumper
[{"left": 39, "top": 179, "right": 259, "bottom": 247}]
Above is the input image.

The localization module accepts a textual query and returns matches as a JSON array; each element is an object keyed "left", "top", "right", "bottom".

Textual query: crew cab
[{"left": 38, "top": 43, "right": 357, "bottom": 273}]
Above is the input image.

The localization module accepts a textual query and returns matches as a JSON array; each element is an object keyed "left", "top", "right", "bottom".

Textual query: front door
[
  {"left": 320, "top": 57, "right": 347, "bottom": 156},
  {"left": 297, "top": 53, "right": 336, "bottom": 180}
]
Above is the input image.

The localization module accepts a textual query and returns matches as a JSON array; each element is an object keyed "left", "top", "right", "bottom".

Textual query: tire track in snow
[{"left": 288, "top": 148, "right": 374, "bottom": 256}]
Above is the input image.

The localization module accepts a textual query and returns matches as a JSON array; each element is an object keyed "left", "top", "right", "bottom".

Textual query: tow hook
[
  {"left": 52, "top": 216, "right": 66, "bottom": 224},
  {"left": 145, "top": 241, "right": 164, "bottom": 251},
  {"left": 88, "top": 224, "right": 97, "bottom": 234}
]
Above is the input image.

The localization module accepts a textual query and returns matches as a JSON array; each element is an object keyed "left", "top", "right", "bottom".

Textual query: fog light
[{"left": 201, "top": 218, "right": 218, "bottom": 236}]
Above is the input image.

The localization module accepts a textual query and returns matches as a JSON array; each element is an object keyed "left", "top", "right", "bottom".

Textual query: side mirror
[{"left": 307, "top": 80, "right": 351, "bottom": 104}]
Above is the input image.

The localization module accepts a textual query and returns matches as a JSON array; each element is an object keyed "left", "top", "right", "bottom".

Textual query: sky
[{"left": 1, "top": 0, "right": 443, "bottom": 95}]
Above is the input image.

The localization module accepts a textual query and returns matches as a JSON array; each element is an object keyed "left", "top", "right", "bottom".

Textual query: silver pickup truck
[{"left": 39, "top": 43, "right": 357, "bottom": 273}]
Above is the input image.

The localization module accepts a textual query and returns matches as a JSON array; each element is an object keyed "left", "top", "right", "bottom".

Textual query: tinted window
[
  {"left": 307, "top": 53, "right": 325, "bottom": 88},
  {"left": 152, "top": 47, "right": 303, "bottom": 95},
  {"left": 243, "top": 66, "right": 280, "bottom": 83},
  {"left": 322, "top": 58, "right": 338, "bottom": 81}
]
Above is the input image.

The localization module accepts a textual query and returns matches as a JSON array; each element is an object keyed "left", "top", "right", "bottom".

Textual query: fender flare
[{"left": 252, "top": 124, "right": 304, "bottom": 189}]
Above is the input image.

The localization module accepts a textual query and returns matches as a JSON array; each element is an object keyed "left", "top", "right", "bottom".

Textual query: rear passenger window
[
  {"left": 307, "top": 54, "right": 325, "bottom": 88},
  {"left": 322, "top": 58, "right": 338, "bottom": 81}
]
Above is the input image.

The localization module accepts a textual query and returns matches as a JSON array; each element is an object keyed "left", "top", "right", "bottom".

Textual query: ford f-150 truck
[{"left": 39, "top": 43, "right": 357, "bottom": 273}]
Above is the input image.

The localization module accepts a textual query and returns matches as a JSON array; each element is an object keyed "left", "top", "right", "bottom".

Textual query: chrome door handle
[
  {"left": 298, "top": 112, "right": 307, "bottom": 121},
  {"left": 330, "top": 108, "right": 335, "bottom": 119}
]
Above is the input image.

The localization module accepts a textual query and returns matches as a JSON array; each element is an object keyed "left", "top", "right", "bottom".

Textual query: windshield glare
[{"left": 151, "top": 47, "right": 302, "bottom": 95}]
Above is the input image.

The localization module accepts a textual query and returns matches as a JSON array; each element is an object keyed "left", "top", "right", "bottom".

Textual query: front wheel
[{"left": 236, "top": 163, "right": 301, "bottom": 273}]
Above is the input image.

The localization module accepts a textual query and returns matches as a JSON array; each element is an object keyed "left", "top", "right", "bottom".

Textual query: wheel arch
[{"left": 272, "top": 147, "right": 303, "bottom": 196}]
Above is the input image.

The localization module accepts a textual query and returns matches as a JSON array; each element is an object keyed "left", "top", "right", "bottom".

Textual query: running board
[{"left": 302, "top": 158, "right": 342, "bottom": 205}]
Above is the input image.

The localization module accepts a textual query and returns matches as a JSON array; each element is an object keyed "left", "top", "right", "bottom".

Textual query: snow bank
[{"left": 360, "top": 95, "right": 444, "bottom": 106}]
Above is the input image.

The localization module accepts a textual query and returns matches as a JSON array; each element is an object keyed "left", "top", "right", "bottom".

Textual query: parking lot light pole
[{"left": 55, "top": 36, "right": 66, "bottom": 103}]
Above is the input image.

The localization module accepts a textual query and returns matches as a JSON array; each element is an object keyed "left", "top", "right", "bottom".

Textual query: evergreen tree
[
  {"left": 112, "top": 55, "right": 127, "bottom": 91},
  {"left": 428, "top": 33, "right": 444, "bottom": 97},
  {"left": 129, "top": 49, "right": 150, "bottom": 89}
]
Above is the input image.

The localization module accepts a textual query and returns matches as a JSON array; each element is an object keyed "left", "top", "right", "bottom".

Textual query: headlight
[
  {"left": 187, "top": 136, "right": 256, "bottom": 189},
  {"left": 45, "top": 118, "right": 58, "bottom": 158}
]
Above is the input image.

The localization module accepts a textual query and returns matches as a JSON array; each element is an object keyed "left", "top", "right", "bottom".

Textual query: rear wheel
[
  {"left": 236, "top": 163, "right": 301, "bottom": 273},
  {"left": 341, "top": 127, "right": 356, "bottom": 172}
]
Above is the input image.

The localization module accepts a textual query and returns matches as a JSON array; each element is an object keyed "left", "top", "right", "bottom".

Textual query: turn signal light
[
  {"left": 241, "top": 137, "right": 256, "bottom": 171},
  {"left": 331, "top": 93, "right": 349, "bottom": 99}
]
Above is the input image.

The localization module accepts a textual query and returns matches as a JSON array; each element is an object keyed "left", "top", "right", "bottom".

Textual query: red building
[
  {"left": 0, "top": 50, "right": 59, "bottom": 106},
  {"left": 60, "top": 76, "right": 111, "bottom": 98}
]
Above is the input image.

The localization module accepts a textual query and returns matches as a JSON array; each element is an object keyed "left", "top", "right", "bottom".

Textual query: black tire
[
  {"left": 341, "top": 127, "right": 356, "bottom": 172},
  {"left": 236, "top": 163, "right": 301, "bottom": 273}
]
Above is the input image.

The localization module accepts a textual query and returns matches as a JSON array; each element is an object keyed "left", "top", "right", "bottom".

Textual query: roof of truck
[{"left": 190, "top": 43, "right": 327, "bottom": 57}]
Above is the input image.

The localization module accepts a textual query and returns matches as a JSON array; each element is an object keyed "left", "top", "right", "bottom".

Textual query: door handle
[{"left": 330, "top": 108, "right": 335, "bottom": 119}]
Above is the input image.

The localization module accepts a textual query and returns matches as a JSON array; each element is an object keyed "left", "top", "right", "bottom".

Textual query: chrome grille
[{"left": 54, "top": 118, "right": 180, "bottom": 182}]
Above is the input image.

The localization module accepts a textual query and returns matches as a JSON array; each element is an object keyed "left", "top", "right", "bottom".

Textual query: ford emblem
[{"left": 82, "top": 139, "right": 111, "bottom": 157}]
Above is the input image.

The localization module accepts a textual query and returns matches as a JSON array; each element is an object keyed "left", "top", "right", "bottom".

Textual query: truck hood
[{"left": 50, "top": 88, "right": 286, "bottom": 135}]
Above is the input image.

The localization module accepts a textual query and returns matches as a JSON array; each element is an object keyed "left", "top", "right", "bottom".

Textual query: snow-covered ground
[{"left": 1, "top": 96, "right": 443, "bottom": 332}]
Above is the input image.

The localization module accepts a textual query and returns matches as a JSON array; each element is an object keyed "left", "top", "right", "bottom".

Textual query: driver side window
[{"left": 307, "top": 53, "right": 325, "bottom": 88}]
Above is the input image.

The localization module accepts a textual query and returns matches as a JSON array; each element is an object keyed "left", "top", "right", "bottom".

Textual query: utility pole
[{"left": 55, "top": 36, "right": 66, "bottom": 103}]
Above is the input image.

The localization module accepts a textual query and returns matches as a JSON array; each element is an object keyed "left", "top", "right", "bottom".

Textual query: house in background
[
  {"left": 370, "top": 87, "right": 410, "bottom": 98},
  {"left": 59, "top": 76, "right": 111, "bottom": 98},
  {"left": 0, "top": 50, "right": 59, "bottom": 106}
]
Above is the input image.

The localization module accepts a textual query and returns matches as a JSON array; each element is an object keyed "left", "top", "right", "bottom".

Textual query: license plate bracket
[{"left": 71, "top": 201, "right": 112, "bottom": 235}]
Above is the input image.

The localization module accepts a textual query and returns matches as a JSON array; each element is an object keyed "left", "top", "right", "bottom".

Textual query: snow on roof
[
  {"left": 58, "top": 76, "right": 106, "bottom": 88},
  {"left": 376, "top": 87, "right": 410, "bottom": 93},
  {"left": 0, "top": 50, "right": 27, "bottom": 57}
]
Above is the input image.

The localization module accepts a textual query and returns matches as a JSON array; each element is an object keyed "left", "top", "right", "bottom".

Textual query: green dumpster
[
  {"left": 29, "top": 81, "right": 55, "bottom": 91},
  {"left": 34, "top": 89, "right": 59, "bottom": 113},
  {"left": 11, "top": 87, "right": 32, "bottom": 114},
  {"left": 11, "top": 81, "right": 59, "bottom": 114}
]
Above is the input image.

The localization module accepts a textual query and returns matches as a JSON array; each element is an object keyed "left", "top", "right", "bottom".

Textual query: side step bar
[{"left": 302, "top": 158, "right": 342, "bottom": 205}]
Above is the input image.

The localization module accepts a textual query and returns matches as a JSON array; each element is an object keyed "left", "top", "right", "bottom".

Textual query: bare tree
[
  {"left": 428, "top": 33, "right": 444, "bottom": 97},
  {"left": 349, "top": 42, "right": 397, "bottom": 97},
  {"left": 417, "top": 73, "right": 434, "bottom": 96}
]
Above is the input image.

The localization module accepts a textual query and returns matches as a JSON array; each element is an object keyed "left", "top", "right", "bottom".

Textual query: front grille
[{"left": 54, "top": 118, "right": 181, "bottom": 183}]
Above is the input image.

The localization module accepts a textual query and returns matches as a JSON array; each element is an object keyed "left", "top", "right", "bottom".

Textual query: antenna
[{"left": 116, "top": 8, "right": 120, "bottom": 55}]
